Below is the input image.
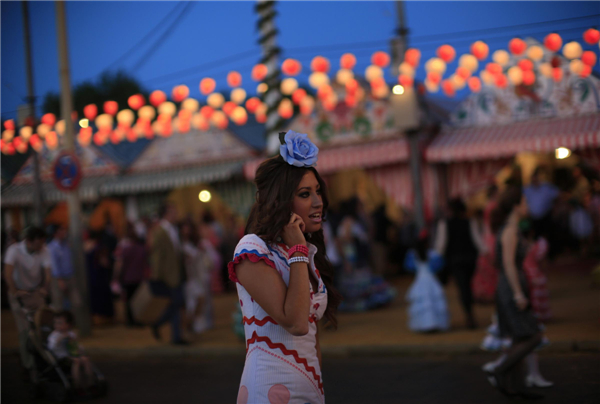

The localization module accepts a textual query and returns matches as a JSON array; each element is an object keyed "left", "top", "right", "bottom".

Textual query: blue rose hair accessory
[{"left": 278, "top": 130, "right": 319, "bottom": 167}]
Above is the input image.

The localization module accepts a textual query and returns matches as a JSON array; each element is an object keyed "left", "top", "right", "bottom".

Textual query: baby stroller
[{"left": 18, "top": 298, "right": 108, "bottom": 402}]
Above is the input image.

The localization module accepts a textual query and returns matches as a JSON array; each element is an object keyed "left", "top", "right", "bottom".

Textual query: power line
[
  {"left": 132, "top": 2, "right": 195, "bottom": 72},
  {"left": 105, "top": 2, "right": 186, "bottom": 71}
]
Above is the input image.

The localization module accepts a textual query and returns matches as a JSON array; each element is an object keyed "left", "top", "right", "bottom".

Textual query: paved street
[{"left": 2, "top": 352, "right": 599, "bottom": 404}]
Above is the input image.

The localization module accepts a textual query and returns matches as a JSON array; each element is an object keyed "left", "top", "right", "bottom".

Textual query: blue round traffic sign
[{"left": 52, "top": 152, "right": 82, "bottom": 191}]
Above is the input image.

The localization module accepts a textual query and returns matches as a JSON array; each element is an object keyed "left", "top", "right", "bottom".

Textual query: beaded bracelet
[
  {"left": 288, "top": 256, "right": 309, "bottom": 266},
  {"left": 289, "top": 244, "right": 309, "bottom": 257}
]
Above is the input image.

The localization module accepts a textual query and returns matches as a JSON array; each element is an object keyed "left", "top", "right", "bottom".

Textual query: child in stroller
[{"left": 18, "top": 298, "right": 107, "bottom": 401}]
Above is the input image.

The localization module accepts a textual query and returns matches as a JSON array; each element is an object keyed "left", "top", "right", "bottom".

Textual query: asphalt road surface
[{"left": 2, "top": 352, "right": 599, "bottom": 404}]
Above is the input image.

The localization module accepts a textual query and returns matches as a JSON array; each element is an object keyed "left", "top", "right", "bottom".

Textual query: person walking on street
[
  {"left": 149, "top": 203, "right": 187, "bottom": 345},
  {"left": 47, "top": 225, "right": 80, "bottom": 311},
  {"left": 3, "top": 227, "right": 51, "bottom": 371}
]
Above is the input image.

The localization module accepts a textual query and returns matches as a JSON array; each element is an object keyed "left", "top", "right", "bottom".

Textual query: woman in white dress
[{"left": 228, "top": 130, "right": 341, "bottom": 404}]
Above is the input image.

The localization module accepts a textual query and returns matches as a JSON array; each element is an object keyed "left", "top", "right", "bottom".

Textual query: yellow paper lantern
[
  {"left": 492, "top": 50, "right": 511, "bottom": 66},
  {"left": 563, "top": 41, "right": 583, "bottom": 59},
  {"left": 138, "top": 105, "right": 156, "bottom": 121},
  {"left": 191, "top": 113, "right": 209, "bottom": 131},
  {"left": 55, "top": 120, "right": 66, "bottom": 136},
  {"left": 210, "top": 110, "right": 228, "bottom": 129},
  {"left": 257, "top": 83, "right": 268, "bottom": 94},
  {"left": 277, "top": 98, "right": 294, "bottom": 119},
  {"left": 2, "top": 130, "right": 15, "bottom": 141},
  {"left": 336, "top": 69, "right": 354, "bottom": 85},
  {"left": 459, "top": 54, "right": 479, "bottom": 73},
  {"left": 231, "top": 106, "right": 248, "bottom": 125},
  {"left": 308, "top": 72, "right": 329, "bottom": 89},
  {"left": 95, "top": 114, "right": 113, "bottom": 129},
  {"left": 36, "top": 124, "right": 51, "bottom": 138},
  {"left": 450, "top": 74, "right": 466, "bottom": 90},
  {"left": 507, "top": 66, "right": 523, "bottom": 85},
  {"left": 231, "top": 88, "right": 247, "bottom": 104},
  {"left": 425, "top": 57, "right": 447, "bottom": 74},
  {"left": 399, "top": 62, "right": 415, "bottom": 77},
  {"left": 480, "top": 70, "right": 495, "bottom": 85},
  {"left": 527, "top": 45, "right": 544, "bottom": 61},
  {"left": 424, "top": 79, "right": 439, "bottom": 93},
  {"left": 19, "top": 126, "right": 33, "bottom": 140},
  {"left": 569, "top": 59, "right": 584, "bottom": 75},
  {"left": 255, "top": 102, "right": 268, "bottom": 117},
  {"left": 299, "top": 96, "right": 315, "bottom": 115},
  {"left": 365, "top": 65, "right": 383, "bottom": 82},
  {"left": 280, "top": 78, "right": 298, "bottom": 95},
  {"left": 158, "top": 101, "right": 176, "bottom": 117},
  {"left": 117, "top": 109, "right": 135, "bottom": 126},
  {"left": 539, "top": 63, "right": 553, "bottom": 78},
  {"left": 207, "top": 93, "right": 225, "bottom": 109},
  {"left": 181, "top": 98, "right": 199, "bottom": 112}
]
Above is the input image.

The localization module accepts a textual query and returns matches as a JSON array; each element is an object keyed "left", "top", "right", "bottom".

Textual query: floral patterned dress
[{"left": 228, "top": 234, "right": 328, "bottom": 404}]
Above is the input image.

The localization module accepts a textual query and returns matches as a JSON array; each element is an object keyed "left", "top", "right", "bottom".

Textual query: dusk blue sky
[{"left": 2, "top": 1, "right": 599, "bottom": 121}]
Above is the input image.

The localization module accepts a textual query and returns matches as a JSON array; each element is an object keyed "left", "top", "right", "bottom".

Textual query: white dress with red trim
[{"left": 228, "top": 234, "right": 328, "bottom": 404}]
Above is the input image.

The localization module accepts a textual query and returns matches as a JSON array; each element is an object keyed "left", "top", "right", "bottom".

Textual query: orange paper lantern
[
  {"left": 579, "top": 64, "right": 592, "bottom": 78},
  {"left": 292, "top": 88, "right": 307, "bottom": 105},
  {"left": 508, "top": 38, "right": 527, "bottom": 55},
  {"left": 398, "top": 75, "right": 414, "bottom": 88},
  {"left": 222, "top": 101, "right": 237, "bottom": 116},
  {"left": 517, "top": 59, "right": 534, "bottom": 71},
  {"left": 495, "top": 74, "right": 508, "bottom": 89},
  {"left": 311, "top": 56, "right": 330, "bottom": 73},
  {"left": 552, "top": 67, "right": 563, "bottom": 82},
  {"left": 128, "top": 94, "right": 145, "bottom": 110},
  {"left": 436, "top": 45, "right": 456, "bottom": 63},
  {"left": 172, "top": 85, "right": 189, "bottom": 103},
  {"left": 345, "top": 78, "right": 359, "bottom": 93},
  {"left": 522, "top": 70, "right": 536, "bottom": 86},
  {"left": 340, "top": 53, "right": 357, "bottom": 70},
  {"left": 455, "top": 66, "right": 471, "bottom": 80},
  {"left": 317, "top": 84, "right": 333, "bottom": 100},
  {"left": 200, "top": 78, "right": 216, "bottom": 95},
  {"left": 441, "top": 80, "right": 455, "bottom": 97},
  {"left": 227, "top": 71, "right": 242, "bottom": 88},
  {"left": 149, "top": 90, "right": 167, "bottom": 107},
  {"left": 251, "top": 64, "right": 268, "bottom": 81},
  {"left": 471, "top": 41, "right": 489, "bottom": 60},
  {"left": 583, "top": 28, "right": 600, "bottom": 45},
  {"left": 544, "top": 33, "right": 562, "bottom": 52},
  {"left": 4, "top": 120, "right": 15, "bottom": 131},
  {"left": 245, "top": 98, "right": 261, "bottom": 114},
  {"left": 404, "top": 48, "right": 421, "bottom": 67},
  {"left": 426, "top": 71, "right": 442, "bottom": 85},
  {"left": 41, "top": 113, "right": 56, "bottom": 127},
  {"left": 282, "top": 59, "right": 302, "bottom": 76},
  {"left": 371, "top": 51, "right": 390, "bottom": 68},
  {"left": 485, "top": 63, "right": 503, "bottom": 76},
  {"left": 467, "top": 77, "right": 482, "bottom": 92},
  {"left": 278, "top": 98, "right": 294, "bottom": 119},
  {"left": 200, "top": 106, "right": 214, "bottom": 119}
]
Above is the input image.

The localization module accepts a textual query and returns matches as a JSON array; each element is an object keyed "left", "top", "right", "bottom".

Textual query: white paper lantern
[
  {"left": 459, "top": 54, "right": 479, "bottom": 73},
  {"left": 308, "top": 72, "right": 329, "bottom": 89},
  {"left": 480, "top": 70, "right": 495, "bottom": 85},
  {"left": 138, "top": 105, "right": 156, "bottom": 121},
  {"left": 365, "top": 65, "right": 384, "bottom": 82},
  {"left": 424, "top": 79, "right": 439, "bottom": 93},
  {"left": 569, "top": 59, "right": 584, "bottom": 75},
  {"left": 398, "top": 62, "right": 415, "bottom": 77},
  {"left": 256, "top": 83, "right": 268, "bottom": 94},
  {"left": 231, "top": 106, "right": 248, "bottom": 124},
  {"left": 539, "top": 63, "right": 553, "bottom": 78},
  {"left": 210, "top": 110, "right": 227, "bottom": 127},
  {"left": 158, "top": 101, "right": 176, "bottom": 117},
  {"left": 95, "top": 114, "right": 113, "bottom": 129},
  {"left": 181, "top": 98, "right": 199, "bottom": 112},
  {"left": 507, "top": 66, "right": 523, "bottom": 85},
  {"left": 299, "top": 96, "right": 315, "bottom": 114},
  {"left": 19, "top": 126, "right": 33, "bottom": 140},
  {"left": 191, "top": 113, "right": 208, "bottom": 130},
  {"left": 425, "top": 57, "right": 447, "bottom": 75},
  {"left": 336, "top": 69, "right": 354, "bottom": 85},
  {"left": 231, "top": 88, "right": 247, "bottom": 104},
  {"left": 280, "top": 78, "right": 298, "bottom": 95},
  {"left": 527, "top": 45, "right": 544, "bottom": 61},
  {"left": 36, "top": 124, "right": 51, "bottom": 137},
  {"left": 207, "top": 93, "right": 225, "bottom": 109},
  {"left": 117, "top": 109, "right": 135, "bottom": 126},
  {"left": 563, "top": 41, "right": 583, "bottom": 60},
  {"left": 55, "top": 120, "right": 66, "bottom": 135},
  {"left": 492, "top": 50, "right": 510, "bottom": 66},
  {"left": 450, "top": 74, "right": 466, "bottom": 90}
]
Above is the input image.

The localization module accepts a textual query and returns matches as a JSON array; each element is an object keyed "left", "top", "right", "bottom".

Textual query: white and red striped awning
[
  {"left": 243, "top": 138, "right": 409, "bottom": 180},
  {"left": 426, "top": 113, "right": 600, "bottom": 163}
]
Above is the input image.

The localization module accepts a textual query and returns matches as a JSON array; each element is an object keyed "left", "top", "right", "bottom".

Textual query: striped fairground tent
[{"left": 426, "top": 113, "right": 600, "bottom": 163}]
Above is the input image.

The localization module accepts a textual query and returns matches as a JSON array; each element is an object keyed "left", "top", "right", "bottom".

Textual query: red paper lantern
[
  {"left": 583, "top": 28, "right": 600, "bottom": 45},
  {"left": 552, "top": 67, "right": 563, "bottom": 82},
  {"left": 517, "top": 59, "right": 534, "bottom": 71},
  {"left": 370, "top": 77, "right": 386, "bottom": 90},
  {"left": 245, "top": 98, "right": 261, "bottom": 114},
  {"left": 4, "top": 142, "right": 16, "bottom": 155},
  {"left": 579, "top": 64, "right": 592, "bottom": 78},
  {"left": 178, "top": 109, "right": 192, "bottom": 122},
  {"left": 371, "top": 51, "right": 390, "bottom": 68},
  {"left": 83, "top": 104, "right": 98, "bottom": 121},
  {"left": 200, "top": 106, "right": 214, "bottom": 119},
  {"left": 104, "top": 101, "right": 118, "bottom": 116},
  {"left": 426, "top": 71, "right": 442, "bottom": 85},
  {"left": 455, "top": 66, "right": 471, "bottom": 80},
  {"left": 311, "top": 56, "right": 330, "bottom": 73},
  {"left": 436, "top": 45, "right": 456, "bottom": 63},
  {"left": 340, "top": 53, "right": 357, "bottom": 70},
  {"left": 495, "top": 74, "right": 508, "bottom": 89},
  {"left": 172, "top": 85, "right": 189, "bottom": 103},
  {"left": 317, "top": 85, "right": 333, "bottom": 100},
  {"left": 222, "top": 101, "right": 237, "bottom": 116},
  {"left": 508, "top": 38, "right": 527, "bottom": 55},
  {"left": 4, "top": 120, "right": 15, "bottom": 131},
  {"left": 227, "top": 71, "right": 242, "bottom": 88},
  {"left": 345, "top": 78, "right": 359, "bottom": 93},
  {"left": 485, "top": 63, "right": 503, "bottom": 76},
  {"left": 41, "top": 113, "right": 56, "bottom": 127},
  {"left": 522, "top": 70, "right": 536, "bottom": 86},
  {"left": 581, "top": 51, "right": 597, "bottom": 67},
  {"left": 150, "top": 90, "right": 167, "bottom": 107},
  {"left": 251, "top": 64, "right": 268, "bottom": 82},
  {"left": 345, "top": 95, "right": 357, "bottom": 108},
  {"left": 128, "top": 94, "right": 145, "bottom": 110},
  {"left": 398, "top": 75, "right": 414, "bottom": 88},
  {"left": 256, "top": 113, "right": 267, "bottom": 123},
  {"left": 471, "top": 41, "right": 489, "bottom": 60},
  {"left": 544, "top": 33, "right": 563, "bottom": 52},
  {"left": 282, "top": 59, "right": 302, "bottom": 76},
  {"left": 441, "top": 80, "right": 455, "bottom": 97},
  {"left": 467, "top": 77, "right": 481, "bottom": 93},
  {"left": 200, "top": 78, "right": 216, "bottom": 95},
  {"left": 292, "top": 88, "right": 307, "bottom": 105},
  {"left": 404, "top": 48, "right": 421, "bottom": 67}
]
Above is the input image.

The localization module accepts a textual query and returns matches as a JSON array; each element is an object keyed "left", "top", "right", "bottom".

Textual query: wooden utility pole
[{"left": 55, "top": 0, "right": 92, "bottom": 337}]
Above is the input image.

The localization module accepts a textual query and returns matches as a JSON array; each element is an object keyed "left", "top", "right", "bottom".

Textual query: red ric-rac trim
[
  {"left": 243, "top": 316, "right": 278, "bottom": 326},
  {"left": 228, "top": 253, "right": 277, "bottom": 283},
  {"left": 246, "top": 331, "right": 324, "bottom": 394}
]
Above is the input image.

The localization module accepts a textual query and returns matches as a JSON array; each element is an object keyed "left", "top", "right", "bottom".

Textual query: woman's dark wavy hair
[
  {"left": 245, "top": 155, "right": 342, "bottom": 329},
  {"left": 490, "top": 185, "right": 523, "bottom": 234}
]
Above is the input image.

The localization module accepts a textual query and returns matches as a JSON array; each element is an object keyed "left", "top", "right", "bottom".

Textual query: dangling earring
[{"left": 306, "top": 232, "right": 312, "bottom": 239}]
